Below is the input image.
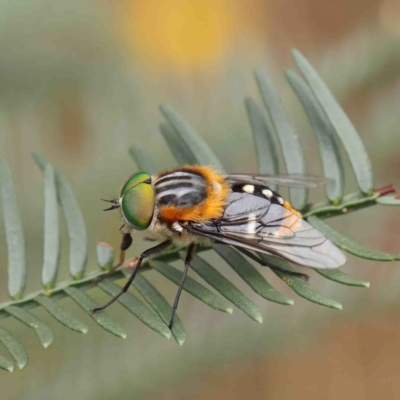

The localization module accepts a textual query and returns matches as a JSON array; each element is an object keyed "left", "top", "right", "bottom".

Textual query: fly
[{"left": 91, "top": 166, "right": 346, "bottom": 329}]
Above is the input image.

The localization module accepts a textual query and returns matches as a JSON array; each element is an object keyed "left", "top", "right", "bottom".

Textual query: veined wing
[
  {"left": 188, "top": 192, "right": 346, "bottom": 269},
  {"left": 224, "top": 173, "right": 332, "bottom": 189}
]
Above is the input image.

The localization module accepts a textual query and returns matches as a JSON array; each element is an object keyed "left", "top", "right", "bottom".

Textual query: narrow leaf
[
  {"left": 42, "top": 164, "right": 60, "bottom": 289},
  {"left": 159, "top": 123, "right": 197, "bottom": 166},
  {"left": 96, "top": 243, "right": 115, "bottom": 271},
  {"left": 5, "top": 305, "right": 55, "bottom": 348},
  {"left": 0, "top": 327, "right": 28, "bottom": 369},
  {"left": 35, "top": 294, "right": 89, "bottom": 334},
  {"left": 159, "top": 104, "right": 225, "bottom": 172},
  {"left": 254, "top": 70, "right": 308, "bottom": 209},
  {"left": 308, "top": 216, "right": 400, "bottom": 261},
  {"left": 151, "top": 260, "right": 233, "bottom": 313},
  {"left": 0, "top": 161, "right": 27, "bottom": 299},
  {"left": 285, "top": 69, "right": 344, "bottom": 204},
  {"left": 32, "top": 154, "right": 87, "bottom": 280},
  {"left": 315, "top": 269, "right": 370, "bottom": 288},
  {"left": 97, "top": 279, "right": 171, "bottom": 339},
  {"left": 0, "top": 355, "right": 14, "bottom": 372},
  {"left": 190, "top": 254, "right": 263, "bottom": 323},
  {"left": 127, "top": 272, "right": 186, "bottom": 345},
  {"left": 376, "top": 195, "right": 400, "bottom": 206},
  {"left": 245, "top": 97, "right": 279, "bottom": 190},
  {"left": 260, "top": 255, "right": 342, "bottom": 310},
  {"left": 212, "top": 244, "right": 294, "bottom": 306},
  {"left": 63, "top": 287, "right": 127, "bottom": 339},
  {"left": 292, "top": 49, "right": 373, "bottom": 195},
  {"left": 129, "top": 146, "right": 158, "bottom": 175}
]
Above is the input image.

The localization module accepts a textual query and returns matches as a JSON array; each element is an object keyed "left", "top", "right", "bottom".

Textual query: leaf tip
[
  {"left": 5, "top": 364, "right": 14, "bottom": 373},
  {"left": 163, "top": 330, "right": 172, "bottom": 340},
  {"left": 226, "top": 307, "right": 234, "bottom": 314},
  {"left": 121, "top": 332, "right": 128, "bottom": 340},
  {"left": 81, "top": 327, "right": 89, "bottom": 334},
  {"left": 291, "top": 48, "right": 301, "bottom": 56},
  {"left": 333, "top": 302, "right": 343, "bottom": 311},
  {"left": 43, "top": 340, "right": 54, "bottom": 349},
  {"left": 17, "top": 361, "right": 28, "bottom": 370},
  {"left": 159, "top": 104, "right": 169, "bottom": 114}
]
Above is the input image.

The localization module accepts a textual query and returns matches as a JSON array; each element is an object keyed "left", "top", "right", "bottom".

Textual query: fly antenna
[{"left": 101, "top": 198, "right": 120, "bottom": 211}]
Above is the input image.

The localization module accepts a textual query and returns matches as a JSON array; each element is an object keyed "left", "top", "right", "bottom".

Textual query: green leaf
[
  {"left": 315, "top": 269, "right": 370, "bottom": 288},
  {"left": 260, "top": 255, "right": 342, "bottom": 310},
  {"left": 254, "top": 70, "right": 308, "bottom": 209},
  {"left": 32, "top": 154, "right": 87, "bottom": 280},
  {"left": 0, "top": 355, "right": 14, "bottom": 373},
  {"left": 97, "top": 279, "right": 171, "bottom": 339},
  {"left": 159, "top": 104, "right": 225, "bottom": 172},
  {"left": 96, "top": 243, "right": 115, "bottom": 271},
  {"left": 308, "top": 216, "right": 400, "bottom": 261},
  {"left": 42, "top": 164, "right": 60, "bottom": 290},
  {"left": 159, "top": 123, "right": 197, "bottom": 166},
  {"left": 245, "top": 97, "right": 279, "bottom": 187},
  {"left": 212, "top": 244, "right": 294, "bottom": 306},
  {"left": 5, "top": 305, "right": 55, "bottom": 348},
  {"left": 376, "top": 195, "right": 400, "bottom": 206},
  {"left": 291, "top": 49, "right": 374, "bottom": 195},
  {"left": 0, "top": 327, "right": 28, "bottom": 370},
  {"left": 129, "top": 145, "right": 158, "bottom": 175},
  {"left": 63, "top": 288, "right": 127, "bottom": 339},
  {"left": 151, "top": 260, "right": 233, "bottom": 313},
  {"left": 0, "top": 161, "right": 27, "bottom": 300},
  {"left": 189, "top": 254, "right": 263, "bottom": 323},
  {"left": 285, "top": 69, "right": 344, "bottom": 204},
  {"left": 34, "top": 294, "right": 89, "bottom": 334},
  {"left": 129, "top": 273, "right": 186, "bottom": 345}
]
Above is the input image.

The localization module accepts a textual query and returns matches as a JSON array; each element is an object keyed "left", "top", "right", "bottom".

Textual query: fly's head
[{"left": 103, "top": 172, "right": 155, "bottom": 231}]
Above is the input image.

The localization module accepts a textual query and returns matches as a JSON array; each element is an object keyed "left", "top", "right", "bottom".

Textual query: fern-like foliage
[{"left": 0, "top": 50, "right": 399, "bottom": 373}]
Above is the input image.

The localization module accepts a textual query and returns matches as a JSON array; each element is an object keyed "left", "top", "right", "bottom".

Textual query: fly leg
[
  {"left": 91, "top": 233, "right": 133, "bottom": 287},
  {"left": 236, "top": 248, "right": 309, "bottom": 281},
  {"left": 168, "top": 243, "right": 195, "bottom": 330},
  {"left": 91, "top": 239, "right": 172, "bottom": 314}
]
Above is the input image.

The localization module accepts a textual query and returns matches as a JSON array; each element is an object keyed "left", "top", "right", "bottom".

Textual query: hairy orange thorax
[{"left": 157, "top": 166, "right": 230, "bottom": 224}]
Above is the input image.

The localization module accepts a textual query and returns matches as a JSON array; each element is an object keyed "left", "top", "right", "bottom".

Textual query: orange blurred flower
[{"left": 118, "top": 0, "right": 264, "bottom": 73}]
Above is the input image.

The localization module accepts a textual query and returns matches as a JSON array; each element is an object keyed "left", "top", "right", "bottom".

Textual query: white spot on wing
[
  {"left": 262, "top": 189, "right": 273, "bottom": 199},
  {"left": 243, "top": 185, "right": 254, "bottom": 194}
]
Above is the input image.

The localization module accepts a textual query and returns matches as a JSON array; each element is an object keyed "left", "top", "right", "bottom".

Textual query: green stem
[
  {"left": 303, "top": 191, "right": 380, "bottom": 219},
  {"left": 0, "top": 245, "right": 208, "bottom": 319}
]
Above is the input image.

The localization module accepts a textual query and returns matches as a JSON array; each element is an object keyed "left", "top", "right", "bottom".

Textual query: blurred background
[{"left": 0, "top": 0, "right": 400, "bottom": 398}]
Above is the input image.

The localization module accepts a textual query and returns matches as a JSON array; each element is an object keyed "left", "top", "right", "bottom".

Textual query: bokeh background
[{"left": 0, "top": 0, "right": 400, "bottom": 399}]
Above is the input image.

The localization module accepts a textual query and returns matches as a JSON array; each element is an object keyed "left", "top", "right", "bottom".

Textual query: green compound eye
[
  {"left": 120, "top": 172, "right": 151, "bottom": 197},
  {"left": 120, "top": 174, "right": 154, "bottom": 230}
]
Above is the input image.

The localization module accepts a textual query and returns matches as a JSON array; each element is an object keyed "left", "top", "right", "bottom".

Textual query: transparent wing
[
  {"left": 223, "top": 173, "right": 332, "bottom": 189},
  {"left": 188, "top": 192, "right": 346, "bottom": 269}
]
